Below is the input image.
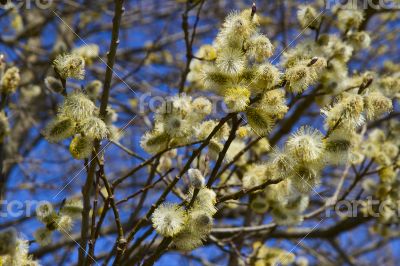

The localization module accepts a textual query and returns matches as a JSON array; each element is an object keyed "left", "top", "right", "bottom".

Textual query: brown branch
[{"left": 78, "top": 1, "right": 125, "bottom": 265}]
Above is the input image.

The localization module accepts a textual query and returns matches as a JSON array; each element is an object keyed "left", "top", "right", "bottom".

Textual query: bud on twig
[
  {"left": 188, "top": 168, "right": 205, "bottom": 189},
  {"left": 358, "top": 77, "right": 373, "bottom": 94},
  {"left": 307, "top": 57, "right": 319, "bottom": 67},
  {"left": 0, "top": 54, "right": 5, "bottom": 66},
  {"left": 251, "top": 2, "right": 256, "bottom": 19}
]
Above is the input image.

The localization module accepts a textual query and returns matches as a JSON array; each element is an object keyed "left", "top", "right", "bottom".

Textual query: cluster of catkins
[
  {"left": 322, "top": 86, "right": 392, "bottom": 164},
  {"left": 243, "top": 84, "right": 393, "bottom": 225},
  {"left": 146, "top": 4, "right": 397, "bottom": 247},
  {"left": 242, "top": 127, "right": 322, "bottom": 225},
  {"left": 34, "top": 199, "right": 83, "bottom": 246},
  {"left": 140, "top": 94, "right": 214, "bottom": 154},
  {"left": 43, "top": 53, "right": 117, "bottom": 159},
  {"left": 151, "top": 169, "right": 217, "bottom": 251},
  {"left": 294, "top": 6, "right": 399, "bottom": 106},
  {"left": 235, "top": 5, "right": 395, "bottom": 225},
  {"left": 249, "top": 242, "right": 296, "bottom": 266},
  {"left": 361, "top": 123, "right": 400, "bottom": 235},
  {"left": 189, "top": 8, "right": 290, "bottom": 135},
  {"left": 0, "top": 228, "right": 40, "bottom": 265}
]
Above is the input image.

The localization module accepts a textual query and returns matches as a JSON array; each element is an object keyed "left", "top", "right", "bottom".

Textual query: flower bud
[
  {"left": 45, "top": 76, "right": 64, "bottom": 94},
  {"left": 188, "top": 168, "right": 205, "bottom": 189},
  {"left": 250, "top": 196, "right": 269, "bottom": 214}
]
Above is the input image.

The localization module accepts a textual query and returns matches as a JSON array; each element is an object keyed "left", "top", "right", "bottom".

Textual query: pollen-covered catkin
[
  {"left": 348, "top": 31, "right": 371, "bottom": 50},
  {"left": 363, "top": 91, "right": 392, "bottom": 120},
  {"left": 58, "top": 215, "right": 74, "bottom": 232},
  {"left": 151, "top": 203, "right": 187, "bottom": 237},
  {"left": 58, "top": 91, "right": 96, "bottom": 121},
  {"left": 245, "top": 107, "right": 274, "bottom": 135},
  {"left": 288, "top": 164, "right": 320, "bottom": 194},
  {"left": 69, "top": 135, "right": 93, "bottom": 159},
  {"left": 191, "top": 97, "right": 212, "bottom": 118},
  {"left": 34, "top": 199, "right": 82, "bottom": 247},
  {"left": 54, "top": 53, "right": 85, "bottom": 80},
  {"left": 1, "top": 66, "right": 20, "bottom": 94},
  {"left": 216, "top": 48, "right": 245, "bottom": 75},
  {"left": 172, "top": 229, "right": 204, "bottom": 251},
  {"left": 253, "top": 63, "right": 281, "bottom": 91},
  {"left": 286, "top": 126, "right": 323, "bottom": 163},
  {"left": 322, "top": 92, "right": 365, "bottom": 131},
  {"left": 223, "top": 86, "right": 251, "bottom": 112},
  {"left": 43, "top": 118, "right": 76, "bottom": 142},
  {"left": 79, "top": 116, "right": 109, "bottom": 140},
  {"left": 171, "top": 187, "right": 218, "bottom": 251},
  {"left": 140, "top": 131, "right": 169, "bottom": 154},
  {"left": 258, "top": 89, "right": 288, "bottom": 119},
  {"left": 337, "top": 9, "right": 364, "bottom": 32},
  {"left": 195, "top": 120, "right": 230, "bottom": 141},
  {"left": 191, "top": 187, "right": 217, "bottom": 216},
  {"left": 187, "top": 210, "right": 213, "bottom": 235},
  {"left": 297, "top": 5, "right": 320, "bottom": 29},
  {"left": 247, "top": 33, "right": 274, "bottom": 62},
  {"left": 242, "top": 164, "right": 268, "bottom": 190},
  {"left": 324, "top": 128, "right": 356, "bottom": 165},
  {"left": 1, "top": 237, "right": 40, "bottom": 265},
  {"left": 141, "top": 94, "right": 214, "bottom": 153}
]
